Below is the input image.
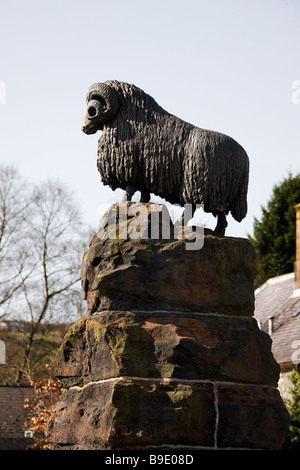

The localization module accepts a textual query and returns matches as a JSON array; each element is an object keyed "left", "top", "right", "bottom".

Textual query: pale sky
[{"left": 0, "top": 0, "right": 299, "bottom": 238}]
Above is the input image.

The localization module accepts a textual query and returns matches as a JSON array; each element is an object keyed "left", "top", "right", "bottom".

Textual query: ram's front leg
[{"left": 125, "top": 184, "right": 135, "bottom": 201}]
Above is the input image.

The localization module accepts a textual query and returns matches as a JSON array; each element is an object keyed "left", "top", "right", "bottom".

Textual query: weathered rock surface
[
  {"left": 47, "top": 203, "right": 290, "bottom": 450},
  {"left": 216, "top": 384, "right": 289, "bottom": 450},
  {"left": 47, "top": 379, "right": 216, "bottom": 450},
  {"left": 53, "top": 311, "right": 279, "bottom": 388},
  {"left": 47, "top": 378, "right": 288, "bottom": 450},
  {"left": 81, "top": 203, "right": 256, "bottom": 316}
]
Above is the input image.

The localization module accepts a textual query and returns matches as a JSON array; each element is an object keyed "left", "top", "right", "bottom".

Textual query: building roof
[
  {"left": 0, "top": 383, "right": 35, "bottom": 450},
  {"left": 254, "top": 272, "right": 300, "bottom": 366}
]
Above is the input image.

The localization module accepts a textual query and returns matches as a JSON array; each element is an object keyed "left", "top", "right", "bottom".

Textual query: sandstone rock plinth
[{"left": 47, "top": 203, "right": 289, "bottom": 450}]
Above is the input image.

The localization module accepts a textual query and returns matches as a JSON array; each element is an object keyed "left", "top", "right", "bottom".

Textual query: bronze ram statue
[{"left": 82, "top": 80, "right": 249, "bottom": 236}]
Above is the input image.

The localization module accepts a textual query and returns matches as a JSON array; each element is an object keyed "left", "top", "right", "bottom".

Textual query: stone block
[
  {"left": 54, "top": 310, "right": 279, "bottom": 388},
  {"left": 47, "top": 378, "right": 216, "bottom": 450},
  {"left": 217, "top": 384, "right": 290, "bottom": 449},
  {"left": 81, "top": 203, "right": 257, "bottom": 316}
]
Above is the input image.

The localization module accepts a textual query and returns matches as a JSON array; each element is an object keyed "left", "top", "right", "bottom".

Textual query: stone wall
[{"left": 46, "top": 203, "right": 290, "bottom": 450}]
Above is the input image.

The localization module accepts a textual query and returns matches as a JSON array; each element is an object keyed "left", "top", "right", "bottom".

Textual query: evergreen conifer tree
[{"left": 249, "top": 173, "right": 300, "bottom": 286}]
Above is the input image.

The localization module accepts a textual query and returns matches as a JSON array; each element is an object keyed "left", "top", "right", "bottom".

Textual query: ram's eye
[
  {"left": 87, "top": 94, "right": 107, "bottom": 112},
  {"left": 88, "top": 106, "right": 97, "bottom": 117}
]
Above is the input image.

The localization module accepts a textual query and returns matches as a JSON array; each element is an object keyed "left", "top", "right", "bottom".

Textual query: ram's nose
[{"left": 82, "top": 122, "right": 98, "bottom": 134}]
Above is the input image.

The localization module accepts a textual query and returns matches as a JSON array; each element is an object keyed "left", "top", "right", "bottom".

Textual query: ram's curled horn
[{"left": 82, "top": 82, "right": 119, "bottom": 134}]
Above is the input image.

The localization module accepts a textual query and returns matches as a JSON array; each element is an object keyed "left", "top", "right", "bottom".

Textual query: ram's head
[{"left": 82, "top": 83, "right": 119, "bottom": 135}]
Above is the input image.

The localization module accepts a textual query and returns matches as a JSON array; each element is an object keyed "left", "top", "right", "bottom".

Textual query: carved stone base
[
  {"left": 46, "top": 203, "right": 290, "bottom": 450},
  {"left": 47, "top": 311, "right": 289, "bottom": 450}
]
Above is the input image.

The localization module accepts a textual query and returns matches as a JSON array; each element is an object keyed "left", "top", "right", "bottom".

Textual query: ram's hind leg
[
  {"left": 140, "top": 191, "right": 150, "bottom": 203},
  {"left": 214, "top": 211, "right": 227, "bottom": 236}
]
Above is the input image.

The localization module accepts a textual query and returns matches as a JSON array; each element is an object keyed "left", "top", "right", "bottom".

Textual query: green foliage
[
  {"left": 249, "top": 173, "right": 300, "bottom": 286},
  {"left": 283, "top": 369, "right": 300, "bottom": 450}
]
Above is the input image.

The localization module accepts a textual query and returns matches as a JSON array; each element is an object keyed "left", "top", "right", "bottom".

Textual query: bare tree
[
  {"left": 16, "top": 180, "right": 87, "bottom": 381},
  {"left": 0, "top": 165, "right": 89, "bottom": 382},
  {"left": 0, "top": 165, "right": 35, "bottom": 315}
]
